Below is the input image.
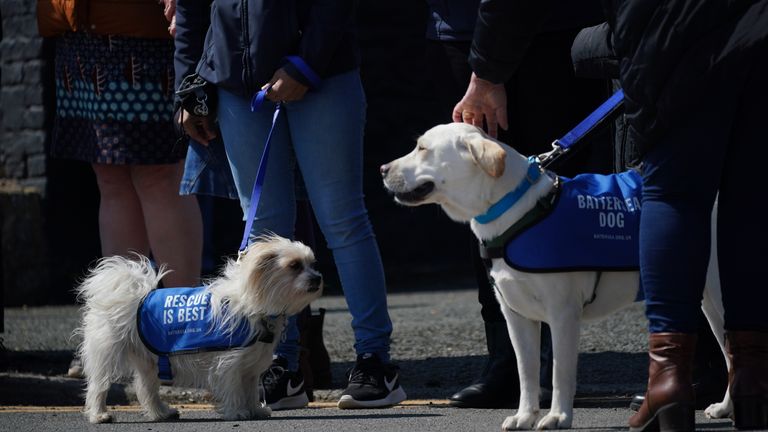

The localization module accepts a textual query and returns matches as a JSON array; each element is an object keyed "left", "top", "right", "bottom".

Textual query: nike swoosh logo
[
  {"left": 384, "top": 373, "right": 398, "bottom": 392},
  {"left": 287, "top": 379, "right": 304, "bottom": 397}
]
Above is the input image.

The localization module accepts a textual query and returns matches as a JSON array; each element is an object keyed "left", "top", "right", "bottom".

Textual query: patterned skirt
[{"left": 51, "top": 32, "right": 185, "bottom": 165}]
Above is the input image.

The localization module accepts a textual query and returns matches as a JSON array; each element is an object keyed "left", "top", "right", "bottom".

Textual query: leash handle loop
[{"left": 285, "top": 56, "right": 322, "bottom": 89}]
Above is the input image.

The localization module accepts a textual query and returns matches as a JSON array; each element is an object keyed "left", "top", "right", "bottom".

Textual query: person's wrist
[{"left": 471, "top": 73, "right": 502, "bottom": 89}]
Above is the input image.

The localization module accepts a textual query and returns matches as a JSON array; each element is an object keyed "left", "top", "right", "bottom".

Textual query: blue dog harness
[
  {"left": 137, "top": 287, "right": 277, "bottom": 381},
  {"left": 479, "top": 167, "right": 642, "bottom": 273}
]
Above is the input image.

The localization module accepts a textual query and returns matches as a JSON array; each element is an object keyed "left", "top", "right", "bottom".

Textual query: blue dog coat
[
  {"left": 482, "top": 170, "right": 642, "bottom": 273},
  {"left": 137, "top": 286, "right": 275, "bottom": 380}
]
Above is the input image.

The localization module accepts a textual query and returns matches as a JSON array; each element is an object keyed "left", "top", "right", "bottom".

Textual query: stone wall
[{"left": 0, "top": 0, "right": 54, "bottom": 306}]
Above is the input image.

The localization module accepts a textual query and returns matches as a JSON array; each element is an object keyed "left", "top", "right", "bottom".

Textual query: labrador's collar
[
  {"left": 474, "top": 157, "right": 544, "bottom": 225},
  {"left": 479, "top": 178, "right": 560, "bottom": 260}
]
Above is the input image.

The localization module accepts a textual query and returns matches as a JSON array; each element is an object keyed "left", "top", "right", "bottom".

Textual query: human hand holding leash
[
  {"left": 179, "top": 109, "right": 217, "bottom": 146},
  {"left": 262, "top": 68, "right": 309, "bottom": 103},
  {"left": 452, "top": 73, "right": 508, "bottom": 138}
]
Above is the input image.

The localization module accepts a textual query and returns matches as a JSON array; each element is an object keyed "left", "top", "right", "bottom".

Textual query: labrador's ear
[{"left": 462, "top": 134, "right": 506, "bottom": 178}]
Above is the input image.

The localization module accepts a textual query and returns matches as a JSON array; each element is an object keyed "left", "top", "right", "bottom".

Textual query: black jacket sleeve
[
  {"left": 571, "top": 22, "right": 618, "bottom": 80},
  {"left": 174, "top": 0, "right": 211, "bottom": 90},
  {"left": 468, "top": 0, "right": 551, "bottom": 84}
]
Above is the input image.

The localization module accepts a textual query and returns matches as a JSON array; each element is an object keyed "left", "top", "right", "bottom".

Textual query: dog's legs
[
  {"left": 500, "top": 307, "right": 541, "bottom": 430},
  {"left": 701, "top": 241, "right": 733, "bottom": 420},
  {"left": 82, "top": 334, "right": 117, "bottom": 424},
  {"left": 535, "top": 312, "right": 579, "bottom": 430},
  {"left": 702, "top": 287, "right": 733, "bottom": 419},
  {"left": 214, "top": 367, "right": 261, "bottom": 420},
  {"left": 245, "top": 373, "right": 272, "bottom": 419},
  {"left": 84, "top": 373, "right": 114, "bottom": 423},
  {"left": 131, "top": 354, "right": 179, "bottom": 421}
]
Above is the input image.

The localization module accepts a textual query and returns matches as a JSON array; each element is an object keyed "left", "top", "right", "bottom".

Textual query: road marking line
[{"left": 0, "top": 400, "right": 451, "bottom": 413}]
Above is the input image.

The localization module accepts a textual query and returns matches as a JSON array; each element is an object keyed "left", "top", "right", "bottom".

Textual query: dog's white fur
[
  {"left": 75, "top": 234, "right": 323, "bottom": 423},
  {"left": 382, "top": 123, "right": 731, "bottom": 430}
]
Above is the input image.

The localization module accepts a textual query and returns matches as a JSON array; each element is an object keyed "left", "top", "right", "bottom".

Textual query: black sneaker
[
  {"left": 262, "top": 357, "right": 309, "bottom": 410},
  {"left": 337, "top": 353, "right": 407, "bottom": 409}
]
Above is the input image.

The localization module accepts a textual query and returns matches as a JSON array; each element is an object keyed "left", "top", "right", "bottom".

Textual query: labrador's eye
[{"left": 289, "top": 261, "right": 302, "bottom": 271}]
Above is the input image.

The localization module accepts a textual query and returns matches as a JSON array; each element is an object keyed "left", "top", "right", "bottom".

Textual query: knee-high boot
[
  {"left": 726, "top": 331, "right": 768, "bottom": 430},
  {"left": 629, "top": 333, "right": 697, "bottom": 432}
]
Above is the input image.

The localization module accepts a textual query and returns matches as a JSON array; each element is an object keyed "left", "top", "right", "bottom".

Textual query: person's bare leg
[
  {"left": 131, "top": 162, "right": 202, "bottom": 287},
  {"left": 92, "top": 164, "right": 151, "bottom": 257}
]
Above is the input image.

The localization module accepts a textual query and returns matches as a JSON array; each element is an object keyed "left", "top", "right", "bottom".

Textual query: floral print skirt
[{"left": 51, "top": 32, "right": 184, "bottom": 165}]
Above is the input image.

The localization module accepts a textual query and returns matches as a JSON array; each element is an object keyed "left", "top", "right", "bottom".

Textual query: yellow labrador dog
[{"left": 381, "top": 123, "right": 729, "bottom": 430}]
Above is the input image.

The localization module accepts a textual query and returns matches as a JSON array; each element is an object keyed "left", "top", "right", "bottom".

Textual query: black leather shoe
[
  {"left": 449, "top": 322, "right": 520, "bottom": 408},
  {"left": 449, "top": 381, "right": 519, "bottom": 408}
]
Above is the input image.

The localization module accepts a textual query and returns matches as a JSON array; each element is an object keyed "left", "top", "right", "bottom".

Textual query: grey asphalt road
[
  {"left": 0, "top": 406, "right": 735, "bottom": 432},
  {"left": 0, "top": 283, "right": 737, "bottom": 431}
]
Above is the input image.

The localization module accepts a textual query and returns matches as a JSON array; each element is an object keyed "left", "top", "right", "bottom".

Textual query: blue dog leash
[
  {"left": 237, "top": 88, "right": 283, "bottom": 254},
  {"left": 539, "top": 89, "right": 624, "bottom": 169}
]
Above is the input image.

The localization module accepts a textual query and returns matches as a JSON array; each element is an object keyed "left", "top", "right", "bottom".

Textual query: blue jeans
[
  {"left": 216, "top": 70, "right": 393, "bottom": 370},
  {"left": 640, "top": 53, "right": 768, "bottom": 333}
]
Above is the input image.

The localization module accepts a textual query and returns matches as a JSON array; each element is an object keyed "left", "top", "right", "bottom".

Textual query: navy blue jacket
[{"left": 174, "top": 0, "right": 361, "bottom": 97}]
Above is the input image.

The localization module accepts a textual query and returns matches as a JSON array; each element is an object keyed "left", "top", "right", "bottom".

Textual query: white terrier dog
[{"left": 75, "top": 234, "right": 323, "bottom": 423}]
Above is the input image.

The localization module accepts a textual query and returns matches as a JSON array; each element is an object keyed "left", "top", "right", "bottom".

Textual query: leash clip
[{"left": 538, "top": 140, "right": 567, "bottom": 168}]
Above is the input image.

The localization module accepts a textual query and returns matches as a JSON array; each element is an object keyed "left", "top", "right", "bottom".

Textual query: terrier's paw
[
  {"left": 88, "top": 412, "right": 114, "bottom": 424},
  {"left": 147, "top": 406, "right": 179, "bottom": 421},
  {"left": 535, "top": 412, "right": 572, "bottom": 430},
  {"left": 705, "top": 399, "right": 733, "bottom": 419},
  {"left": 251, "top": 405, "right": 272, "bottom": 419},
  {"left": 502, "top": 411, "right": 539, "bottom": 430},
  {"left": 162, "top": 407, "right": 180, "bottom": 420}
]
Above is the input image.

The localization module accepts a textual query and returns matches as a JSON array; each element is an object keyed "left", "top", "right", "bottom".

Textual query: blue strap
[
  {"left": 239, "top": 89, "right": 282, "bottom": 253},
  {"left": 157, "top": 355, "right": 173, "bottom": 381},
  {"left": 554, "top": 89, "right": 624, "bottom": 150},
  {"left": 285, "top": 56, "right": 322, "bottom": 89},
  {"left": 474, "top": 157, "right": 542, "bottom": 225}
]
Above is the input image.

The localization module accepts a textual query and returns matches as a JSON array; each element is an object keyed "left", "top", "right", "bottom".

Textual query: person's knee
[
  {"left": 92, "top": 165, "right": 135, "bottom": 198},
  {"left": 317, "top": 209, "right": 374, "bottom": 250}
]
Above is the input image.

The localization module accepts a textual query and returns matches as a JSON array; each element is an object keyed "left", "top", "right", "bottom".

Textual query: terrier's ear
[{"left": 463, "top": 134, "right": 506, "bottom": 178}]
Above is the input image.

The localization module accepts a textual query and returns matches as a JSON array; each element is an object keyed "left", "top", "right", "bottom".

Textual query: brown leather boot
[
  {"left": 629, "top": 333, "right": 697, "bottom": 432},
  {"left": 726, "top": 331, "right": 768, "bottom": 430}
]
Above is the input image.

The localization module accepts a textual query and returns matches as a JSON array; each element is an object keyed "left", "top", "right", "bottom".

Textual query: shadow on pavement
[
  {"left": 1, "top": 348, "right": 645, "bottom": 408},
  {"left": 0, "top": 374, "right": 128, "bottom": 406}
]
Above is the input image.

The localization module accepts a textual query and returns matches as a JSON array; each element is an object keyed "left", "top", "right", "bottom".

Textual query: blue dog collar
[{"left": 474, "top": 157, "right": 543, "bottom": 224}]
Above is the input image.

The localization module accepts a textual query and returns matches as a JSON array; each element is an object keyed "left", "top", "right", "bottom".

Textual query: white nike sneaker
[
  {"left": 262, "top": 357, "right": 309, "bottom": 410},
  {"left": 337, "top": 353, "right": 407, "bottom": 409}
]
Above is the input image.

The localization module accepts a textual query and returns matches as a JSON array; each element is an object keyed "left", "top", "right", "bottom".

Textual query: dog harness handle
[{"left": 239, "top": 88, "right": 282, "bottom": 253}]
